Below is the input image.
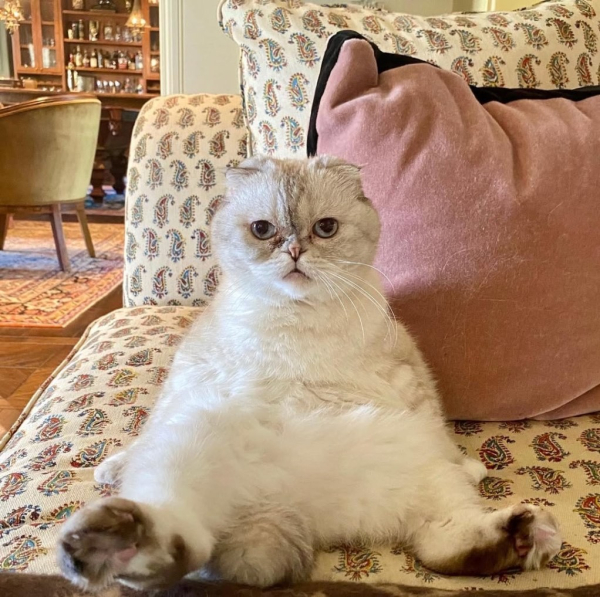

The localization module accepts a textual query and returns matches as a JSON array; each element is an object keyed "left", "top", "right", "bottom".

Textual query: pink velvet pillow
[{"left": 310, "top": 33, "right": 600, "bottom": 421}]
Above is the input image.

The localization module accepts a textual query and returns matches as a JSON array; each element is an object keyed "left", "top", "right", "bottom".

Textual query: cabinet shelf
[
  {"left": 72, "top": 67, "right": 143, "bottom": 75},
  {"left": 63, "top": 10, "right": 130, "bottom": 19},
  {"left": 16, "top": 68, "right": 62, "bottom": 75},
  {"left": 64, "top": 38, "right": 142, "bottom": 47}
]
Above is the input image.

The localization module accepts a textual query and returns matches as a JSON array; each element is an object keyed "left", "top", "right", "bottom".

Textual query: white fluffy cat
[{"left": 58, "top": 156, "right": 561, "bottom": 591}]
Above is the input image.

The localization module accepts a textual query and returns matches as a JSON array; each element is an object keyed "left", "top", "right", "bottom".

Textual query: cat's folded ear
[
  {"left": 224, "top": 156, "right": 271, "bottom": 187},
  {"left": 310, "top": 155, "right": 363, "bottom": 182}
]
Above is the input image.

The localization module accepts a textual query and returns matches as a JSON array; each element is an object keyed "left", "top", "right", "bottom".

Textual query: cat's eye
[
  {"left": 313, "top": 218, "right": 338, "bottom": 239},
  {"left": 251, "top": 220, "right": 277, "bottom": 240}
]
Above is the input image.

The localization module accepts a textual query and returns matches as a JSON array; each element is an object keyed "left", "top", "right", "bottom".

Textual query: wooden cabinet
[
  {"left": 7, "top": 0, "right": 159, "bottom": 95},
  {"left": 11, "top": 0, "right": 64, "bottom": 88}
]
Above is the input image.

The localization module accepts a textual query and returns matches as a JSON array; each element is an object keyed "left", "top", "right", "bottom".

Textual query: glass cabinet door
[
  {"left": 14, "top": 0, "right": 36, "bottom": 70},
  {"left": 12, "top": 0, "right": 61, "bottom": 73},
  {"left": 39, "top": 0, "right": 58, "bottom": 71}
]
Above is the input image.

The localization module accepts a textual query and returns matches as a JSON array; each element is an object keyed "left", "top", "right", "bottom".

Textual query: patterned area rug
[{"left": 0, "top": 220, "right": 124, "bottom": 328}]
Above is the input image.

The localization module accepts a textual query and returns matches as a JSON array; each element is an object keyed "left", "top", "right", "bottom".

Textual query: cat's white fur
[{"left": 59, "top": 156, "right": 561, "bottom": 590}]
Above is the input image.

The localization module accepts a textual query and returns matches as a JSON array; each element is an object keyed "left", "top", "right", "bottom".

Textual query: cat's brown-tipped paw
[
  {"left": 58, "top": 497, "right": 148, "bottom": 591},
  {"left": 506, "top": 504, "right": 562, "bottom": 570}
]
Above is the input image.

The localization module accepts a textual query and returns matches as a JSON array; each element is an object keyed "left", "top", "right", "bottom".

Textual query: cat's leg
[
  {"left": 407, "top": 466, "right": 562, "bottom": 576},
  {"left": 410, "top": 503, "right": 561, "bottom": 575},
  {"left": 461, "top": 457, "right": 488, "bottom": 485},
  {"left": 58, "top": 496, "right": 213, "bottom": 591},
  {"left": 206, "top": 503, "right": 314, "bottom": 587},
  {"left": 94, "top": 450, "right": 128, "bottom": 485}
]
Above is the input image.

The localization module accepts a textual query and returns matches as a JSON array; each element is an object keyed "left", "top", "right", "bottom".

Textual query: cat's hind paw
[
  {"left": 58, "top": 497, "right": 186, "bottom": 591},
  {"left": 506, "top": 504, "right": 562, "bottom": 570}
]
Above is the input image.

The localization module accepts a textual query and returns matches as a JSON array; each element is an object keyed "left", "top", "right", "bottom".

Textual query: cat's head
[{"left": 212, "top": 155, "right": 380, "bottom": 302}]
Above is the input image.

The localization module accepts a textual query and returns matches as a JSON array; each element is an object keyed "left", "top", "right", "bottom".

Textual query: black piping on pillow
[{"left": 307, "top": 30, "right": 600, "bottom": 157}]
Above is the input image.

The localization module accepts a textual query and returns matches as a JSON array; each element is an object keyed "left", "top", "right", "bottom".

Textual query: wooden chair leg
[
  {"left": 0, "top": 214, "right": 9, "bottom": 250},
  {"left": 76, "top": 202, "right": 96, "bottom": 258},
  {"left": 49, "top": 204, "right": 71, "bottom": 273}
]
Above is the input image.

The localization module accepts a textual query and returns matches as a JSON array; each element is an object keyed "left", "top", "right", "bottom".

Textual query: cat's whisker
[
  {"left": 329, "top": 266, "right": 398, "bottom": 349},
  {"left": 332, "top": 259, "right": 397, "bottom": 295},
  {"left": 314, "top": 272, "right": 349, "bottom": 323},
  {"left": 326, "top": 270, "right": 396, "bottom": 346},
  {"left": 322, "top": 274, "right": 366, "bottom": 344},
  {"left": 335, "top": 277, "right": 396, "bottom": 349}
]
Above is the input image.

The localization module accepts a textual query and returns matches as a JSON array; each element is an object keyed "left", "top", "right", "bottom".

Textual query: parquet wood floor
[{"left": 0, "top": 284, "right": 122, "bottom": 436}]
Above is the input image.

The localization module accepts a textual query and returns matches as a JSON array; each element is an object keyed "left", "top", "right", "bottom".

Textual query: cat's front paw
[
  {"left": 506, "top": 504, "right": 562, "bottom": 570},
  {"left": 94, "top": 451, "right": 127, "bottom": 486},
  {"left": 462, "top": 457, "right": 488, "bottom": 485},
  {"left": 58, "top": 497, "right": 185, "bottom": 591}
]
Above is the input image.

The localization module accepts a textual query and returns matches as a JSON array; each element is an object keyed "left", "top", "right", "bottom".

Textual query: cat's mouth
[{"left": 284, "top": 267, "right": 309, "bottom": 281}]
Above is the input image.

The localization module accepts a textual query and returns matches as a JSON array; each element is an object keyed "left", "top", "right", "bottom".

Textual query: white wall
[
  {"left": 0, "top": 23, "right": 11, "bottom": 79},
  {"left": 491, "top": 0, "right": 531, "bottom": 9},
  {"left": 176, "top": 0, "right": 464, "bottom": 95}
]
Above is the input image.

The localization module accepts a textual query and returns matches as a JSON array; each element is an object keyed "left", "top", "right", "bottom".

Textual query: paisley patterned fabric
[
  {"left": 218, "top": 0, "right": 600, "bottom": 157},
  {"left": 122, "top": 94, "right": 248, "bottom": 307},
  {"left": 1, "top": 306, "right": 600, "bottom": 589},
  {"left": 0, "top": 306, "right": 201, "bottom": 573}
]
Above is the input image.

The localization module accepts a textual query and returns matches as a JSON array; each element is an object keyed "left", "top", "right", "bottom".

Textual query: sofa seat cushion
[{"left": 0, "top": 307, "right": 600, "bottom": 590}]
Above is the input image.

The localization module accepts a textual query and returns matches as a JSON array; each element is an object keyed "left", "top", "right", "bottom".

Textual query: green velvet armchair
[{"left": 0, "top": 95, "right": 101, "bottom": 272}]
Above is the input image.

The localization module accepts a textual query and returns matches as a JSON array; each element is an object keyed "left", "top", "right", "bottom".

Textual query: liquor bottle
[
  {"left": 83, "top": 50, "right": 91, "bottom": 68},
  {"left": 104, "top": 22, "right": 113, "bottom": 41},
  {"left": 90, "top": 49, "right": 98, "bottom": 69},
  {"left": 67, "top": 54, "right": 75, "bottom": 91},
  {"left": 78, "top": 19, "right": 85, "bottom": 40},
  {"left": 128, "top": 53, "right": 136, "bottom": 70},
  {"left": 89, "top": 20, "right": 99, "bottom": 42},
  {"left": 111, "top": 51, "right": 119, "bottom": 70},
  {"left": 115, "top": 25, "right": 121, "bottom": 42},
  {"left": 97, "top": 50, "right": 104, "bottom": 69},
  {"left": 74, "top": 45, "right": 83, "bottom": 67},
  {"left": 135, "top": 51, "right": 143, "bottom": 71},
  {"left": 118, "top": 51, "right": 128, "bottom": 70},
  {"left": 71, "top": 22, "right": 79, "bottom": 40}
]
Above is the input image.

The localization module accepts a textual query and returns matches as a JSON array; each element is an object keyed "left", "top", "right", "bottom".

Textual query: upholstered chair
[{"left": 0, "top": 95, "right": 101, "bottom": 272}]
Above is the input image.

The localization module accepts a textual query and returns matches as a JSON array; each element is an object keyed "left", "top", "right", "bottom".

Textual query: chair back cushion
[
  {"left": 0, "top": 96, "right": 101, "bottom": 205},
  {"left": 123, "top": 94, "right": 247, "bottom": 307}
]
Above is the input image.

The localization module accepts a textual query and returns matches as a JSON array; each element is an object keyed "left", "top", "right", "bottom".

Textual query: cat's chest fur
[{"left": 168, "top": 295, "right": 413, "bottom": 412}]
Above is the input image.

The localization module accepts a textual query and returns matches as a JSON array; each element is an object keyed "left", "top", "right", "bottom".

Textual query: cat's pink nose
[{"left": 288, "top": 243, "right": 302, "bottom": 261}]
